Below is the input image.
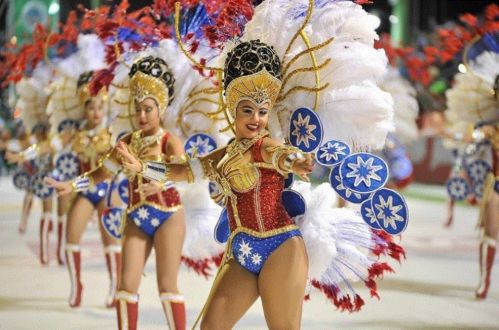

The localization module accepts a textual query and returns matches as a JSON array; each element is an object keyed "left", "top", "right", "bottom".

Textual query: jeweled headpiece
[
  {"left": 224, "top": 40, "right": 282, "bottom": 118},
  {"left": 128, "top": 56, "right": 175, "bottom": 113}
]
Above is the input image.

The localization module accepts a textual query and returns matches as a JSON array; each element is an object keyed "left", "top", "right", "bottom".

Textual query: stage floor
[{"left": 0, "top": 177, "right": 498, "bottom": 329}]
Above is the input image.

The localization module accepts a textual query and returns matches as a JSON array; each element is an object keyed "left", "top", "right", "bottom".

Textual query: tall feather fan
[
  {"left": 16, "top": 63, "right": 53, "bottom": 133},
  {"left": 379, "top": 68, "right": 419, "bottom": 145},
  {"left": 224, "top": 0, "right": 393, "bottom": 150},
  {"left": 47, "top": 34, "right": 107, "bottom": 134},
  {"left": 445, "top": 32, "right": 499, "bottom": 136}
]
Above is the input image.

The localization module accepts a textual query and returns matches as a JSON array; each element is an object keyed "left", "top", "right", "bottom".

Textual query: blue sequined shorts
[
  {"left": 230, "top": 228, "right": 302, "bottom": 275},
  {"left": 80, "top": 181, "right": 109, "bottom": 206},
  {"left": 127, "top": 204, "right": 177, "bottom": 238}
]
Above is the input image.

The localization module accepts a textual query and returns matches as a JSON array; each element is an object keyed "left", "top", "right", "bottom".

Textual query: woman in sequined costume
[
  {"left": 7, "top": 124, "right": 54, "bottom": 261},
  {"left": 48, "top": 72, "right": 122, "bottom": 308},
  {"left": 118, "top": 41, "right": 314, "bottom": 330},
  {"left": 473, "top": 121, "right": 499, "bottom": 299},
  {"left": 48, "top": 56, "right": 187, "bottom": 330}
]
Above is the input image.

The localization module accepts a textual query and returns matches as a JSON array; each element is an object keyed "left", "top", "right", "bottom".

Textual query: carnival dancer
[
  {"left": 48, "top": 71, "right": 121, "bottom": 307},
  {"left": 48, "top": 54, "right": 189, "bottom": 329},
  {"left": 443, "top": 32, "right": 498, "bottom": 299},
  {"left": 3, "top": 126, "right": 36, "bottom": 233},
  {"left": 6, "top": 65, "right": 55, "bottom": 266},
  {"left": 117, "top": 1, "right": 408, "bottom": 328}
]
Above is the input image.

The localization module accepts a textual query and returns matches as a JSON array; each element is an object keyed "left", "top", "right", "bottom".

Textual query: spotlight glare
[
  {"left": 389, "top": 15, "right": 399, "bottom": 24},
  {"left": 48, "top": 2, "right": 60, "bottom": 15}
]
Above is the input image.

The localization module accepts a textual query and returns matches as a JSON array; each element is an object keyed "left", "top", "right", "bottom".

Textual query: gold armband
[{"left": 266, "top": 145, "right": 304, "bottom": 176}]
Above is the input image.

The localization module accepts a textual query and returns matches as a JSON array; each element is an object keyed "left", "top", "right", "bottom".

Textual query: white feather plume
[
  {"left": 468, "top": 51, "right": 499, "bottom": 85},
  {"left": 445, "top": 72, "right": 498, "bottom": 131},
  {"left": 380, "top": 68, "right": 419, "bottom": 144},
  {"left": 293, "top": 183, "right": 375, "bottom": 282},
  {"left": 15, "top": 63, "right": 52, "bottom": 132},
  {"left": 47, "top": 34, "right": 107, "bottom": 134},
  {"left": 232, "top": 0, "right": 393, "bottom": 150}
]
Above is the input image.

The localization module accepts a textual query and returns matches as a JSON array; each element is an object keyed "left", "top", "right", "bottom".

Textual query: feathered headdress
[
  {"left": 46, "top": 34, "right": 107, "bottom": 134},
  {"left": 175, "top": 0, "right": 393, "bottom": 150},
  {"left": 15, "top": 64, "right": 53, "bottom": 133}
]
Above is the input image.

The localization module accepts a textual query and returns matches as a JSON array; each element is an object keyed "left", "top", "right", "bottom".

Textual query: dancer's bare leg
[
  {"left": 259, "top": 237, "right": 308, "bottom": 330},
  {"left": 201, "top": 260, "right": 259, "bottom": 330}
]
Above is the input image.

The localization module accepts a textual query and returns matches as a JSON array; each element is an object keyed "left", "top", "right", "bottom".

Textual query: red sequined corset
[
  {"left": 128, "top": 132, "right": 181, "bottom": 211},
  {"left": 226, "top": 138, "right": 294, "bottom": 232}
]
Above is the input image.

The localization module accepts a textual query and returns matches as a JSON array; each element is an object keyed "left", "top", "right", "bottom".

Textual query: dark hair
[
  {"left": 223, "top": 40, "right": 282, "bottom": 90},
  {"left": 77, "top": 71, "right": 94, "bottom": 90}
]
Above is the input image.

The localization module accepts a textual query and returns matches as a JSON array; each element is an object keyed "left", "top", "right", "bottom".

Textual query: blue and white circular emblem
[
  {"left": 340, "top": 153, "right": 388, "bottom": 194},
  {"left": 13, "top": 169, "right": 30, "bottom": 190},
  {"left": 118, "top": 178, "right": 129, "bottom": 204},
  {"left": 360, "top": 198, "right": 381, "bottom": 230},
  {"left": 371, "top": 188, "right": 408, "bottom": 235},
  {"left": 102, "top": 207, "right": 124, "bottom": 239},
  {"left": 446, "top": 177, "right": 469, "bottom": 201},
  {"left": 289, "top": 107, "right": 323, "bottom": 152},
  {"left": 466, "top": 159, "right": 491, "bottom": 184},
  {"left": 472, "top": 180, "right": 484, "bottom": 200},
  {"left": 315, "top": 140, "right": 350, "bottom": 167},
  {"left": 214, "top": 208, "right": 230, "bottom": 244},
  {"left": 329, "top": 164, "right": 371, "bottom": 204},
  {"left": 55, "top": 152, "right": 80, "bottom": 181},
  {"left": 281, "top": 189, "right": 306, "bottom": 218},
  {"left": 184, "top": 133, "right": 217, "bottom": 157},
  {"left": 30, "top": 172, "right": 54, "bottom": 199}
]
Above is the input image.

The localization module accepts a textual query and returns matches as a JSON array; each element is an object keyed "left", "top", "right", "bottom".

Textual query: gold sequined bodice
[
  {"left": 73, "top": 127, "right": 111, "bottom": 168},
  {"left": 128, "top": 129, "right": 166, "bottom": 162},
  {"left": 216, "top": 134, "right": 264, "bottom": 193}
]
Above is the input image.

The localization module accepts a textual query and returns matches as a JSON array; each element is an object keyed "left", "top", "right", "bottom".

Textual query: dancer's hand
[
  {"left": 5, "top": 151, "right": 22, "bottom": 164},
  {"left": 116, "top": 141, "right": 142, "bottom": 174},
  {"left": 293, "top": 153, "right": 314, "bottom": 182},
  {"left": 135, "top": 182, "right": 162, "bottom": 197},
  {"left": 44, "top": 177, "right": 73, "bottom": 196}
]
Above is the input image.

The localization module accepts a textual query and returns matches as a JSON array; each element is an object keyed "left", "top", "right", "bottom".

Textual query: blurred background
[{"left": 0, "top": 0, "right": 495, "bottom": 180}]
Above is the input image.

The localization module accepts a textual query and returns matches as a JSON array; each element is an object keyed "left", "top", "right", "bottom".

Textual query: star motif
[
  {"left": 137, "top": 207, "right": 149, "bottom": 220},
  {"left": 120, "top": 185, "right": 129, "bottom": 198},
  {"left": 35, "top": 178, "right": 50, "bottom": 197},
  {"left": 238, "top": 240, "right": 252, "bottom": 257},
  {"left": 251, "top": 253, "right": 262, "bottom": 265},
  {"left": 105, "top": 211, "right": 122, "bottom": 235},
  {"left": 346, "top": 157, "right": 383, "bottom": 188},
  {"left": 364, "top": 205, "right": 377, "bottom": 225},
  {"left": 237, "top": 254, "right": 246, "bottom": 266},
  {"left": 134, "top": 218, "right": 141, "bottom": 227},
  {"left": 449, "top": 180, "right": 466, "bottom": 196},
  {"left": 374, "top": 195, "right": 404, "bottom": 230},
  {"left": 334, "top": 175, "right": 362, "bottom": 199},
  {"left": 59, "top": 156, "right": 78, "bottom": 177},
  {"left": 291, "top": 113, "right": 317, "bottom": 148},
  {"left": 319, "top": 142, "right": 347, "bottom": 162},
  {"left": 186, "top": 136, "right": 214, "bottom": 157},
  {"left": 151, "top": 218, "right": 160, "bottom": 227},
  {"left": 468, "top": 162, "right": 487, "bottom": 179}
]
